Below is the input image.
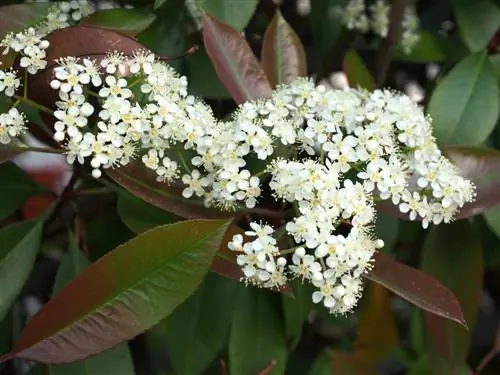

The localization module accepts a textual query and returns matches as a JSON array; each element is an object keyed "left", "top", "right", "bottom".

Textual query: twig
[
  {"left": 373, "top": 0, "right": 406, "bottom": 88},
  {"left": 257, "top": 360, "right": 277, "bottom": 375},
  {"left": 219, "top": 359, "right": 228, "bottom": 375}
]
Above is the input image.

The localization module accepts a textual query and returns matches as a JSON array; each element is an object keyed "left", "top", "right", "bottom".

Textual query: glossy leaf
[
  {"left": 261, "top": 10, "right": 307, "bottom": 88},
  {"left": 164, "top": 274, "right": 238, "bottom": 375},
  {"left": 106, "top": 162, "right": 232, "bottom": 219},
  {"left": 229, "top": 287, "right": 287, "bottom": 375},
  {"left": 365, "top": 252, "right": 467, "bottom": 327},
  {"left": 428, "top": 51, "right": 499, "bottom": 145},
  {"left": 282, "top": 280, "right": 314, "bottom": 349},
  {"left": 0, "top": 162, "right": 44, "bottom": 221},
  {"left": 0, "top": 221, "right": 43, "bottom": 321},
  {"left": 80, "top": 8, "right": 156, "bottom": 37},
  {"left": 202, "top": 13, "right": 273, "bottom": 104},
  {"left": 444, "top": 146, "right": 500, "bottom": 219},
  {"left": 421, "top": 220, "right": 482, "bottom": 363},
  {"left": 452, "top": 0, "right": 500, "bottom": 52},
  {"left": 49, "top": 238, "right": 134, "bottom": 375},
  {"left": 354, "top": 282, "right": 398, "bottom": 363},
  {"left": 194, "top": 0, "right": 257, "bottom": 31},
  {"left": 343, "top": 50, "right": 374, "bottom": 91},
  {"left": 117, "top": 190, "right": 180, "bottom": 234},
  {"left": 1, "top": 219, "right": 230, "bottom": 364},
  {"left": 0, "top": 3, "right": 50, "bottom": 35}
]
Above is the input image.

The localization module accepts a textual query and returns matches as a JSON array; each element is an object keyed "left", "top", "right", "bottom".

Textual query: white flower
[
  {"left": 0, "top": 69, "right": 20, "bottom": 97},
  {"left": 182, "top": 169, "right": 209, "bottom": 198}
]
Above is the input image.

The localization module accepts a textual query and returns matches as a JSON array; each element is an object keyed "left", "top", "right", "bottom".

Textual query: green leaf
[
  {"left": 421, "top": 220, "right": 483, "bottom": 363},
  {"left": 308, "top": 350, "right": 331, "bottom": 375},
  {"left": 117, "top": 190, "right": 180, "bottom": 234},
  {"left": 374, "top": 212, "right": 399, "bottom": 254},
  {"left": 80, "top": 8, "right": 156, "bottom": 37},
  {"left": 202, "top": 13, "right": 273, "bottom": 104},
  {"left": 164, "top": 273, "right": 238, "bottom": 375},
  {"left": 428, "top": 51, "right": 499, "bottom": 145},
  {"left": 0, "top": 162, "right": 44, "bottom": 221},
  {"left": 261, "top": 9, "right": 307, "bottom": 88},
  {"left": 365, "top": 252, "right": 466, "bottom": 327},
  {"left": 0, "top": 221, "right": 43, "bottom": 321},
  {"left": 0, "top": 3, "right": 51, "bottom": 35},
  {"left": 195, "top": 0, "right": 258, "bottom": 31},
  {"left": 49, "top": 238, "right": 134, "bottom": 375},
  {"left": 137, "top": 0, "right": 186, "bottom": 71},
  {"left": 2, "top": 219, "right": 230, "bottom": 364},
  {"left": 282, "top": 280, "right": 314, "bottom": 349},
  {"left": 343, "top": 49, "right": 374, "bottom": 91},
  {"left": 229, "top": 287, "right": 286, "bottom": 375},
  {"left": 452, "top": 0, "right": 500, "bottom": 52},
  {"left": 484, "top": 204, "right": 500, "bottom": 238}
]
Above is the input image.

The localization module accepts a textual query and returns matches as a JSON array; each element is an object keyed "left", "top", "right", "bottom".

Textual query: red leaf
[
  {"left": 202, "top": 13, "right": 272, "bottom": 104},
  {"left": 365, "top": 252, "right": 467, "bottom": 328},
  {"left": 261, "top": 10, "right": 307, "bottom": 88}
]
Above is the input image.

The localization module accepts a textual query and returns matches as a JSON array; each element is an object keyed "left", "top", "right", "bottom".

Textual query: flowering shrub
[{"left": 0, "top": 1, "right": 499, "bottom": 374}]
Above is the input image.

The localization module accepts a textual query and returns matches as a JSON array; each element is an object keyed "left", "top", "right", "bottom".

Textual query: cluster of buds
[{"left": 331, "top": 0, "right": 420, "bottom": 54}]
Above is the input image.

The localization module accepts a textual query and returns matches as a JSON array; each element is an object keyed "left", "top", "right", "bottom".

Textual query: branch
[{"left": 374, "top": 0, "right": 406, "bottom": 88}]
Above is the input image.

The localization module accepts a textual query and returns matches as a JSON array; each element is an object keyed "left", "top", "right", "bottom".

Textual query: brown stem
[
  {"left": 373, "top": 0, "right": 406, "bottom": 88},
  {"left": 257, "top": 360, "right": 277, "bottom": 375}
]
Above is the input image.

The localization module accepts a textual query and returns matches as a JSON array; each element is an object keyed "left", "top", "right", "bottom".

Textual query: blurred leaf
[
  {"left": 186, "top": 47, "right": 232, "bottom": 98},
  {"left": 164, "top": 273, "right": 238, "bottom": 375},
  {"left": 0, "top": 3, "right": 50, "bottom": 35},
  {"left": 117, "top": 190, "right": 180, "bottom": 234},
  {"left": 365, "top": 252, "right": 466, "bottom": 327},
  {"left": 137, "top": 0, "right": 186, "bottom": 71},
  {"left": 329, "top": 350, "right": 379, "bottom": 374},
  {"left": 452, "top": 0, "right": 500, "bottom": 52},
  {"left": 195, "top": 0, "right": 258, "bottom": 30},
  {"left": 343, "top": 50, "right": 374, "bottom": 91},
  {"left": 374, "top": 212, "right": 399, "bottom": 253},
  {"left": 2, "top": 219, "right": 230, "bottom": 364},
  {"left": 106, "top": 162, "right": 232, "bottom": 219},
  {"left": 282, "top": 280, "right": 314, "bottom": 348},
  {"left": 261, "top": 9, "right": 307, "bottom": 88},
  {"left": 0, "top": 162, "right": 43, "bottom": 221},
  {"left": 484, "top": 205, "right": 500, "bottom": 238},
  {"left": 49, "top": 237, "right": 134, "bottom": 375},
  {"left": 428, "top": 51, "right": 499, "bottom": 145},
  {"left": 476, "top": 324, "right": 500, "bottom": 373},
  {"left": 0, "top": 310, "right": 13, "bottom": 371},
  {"left": 229, "top": 288, "right": 287, "bottom": 375},
  {"left": 80, "top": 8, "right": 156, "bottom": 37},
  {"left": 308, "top": 350, "right": 331, "bottom": 375},
  {"left": 0, "top": 221, "right": 42, "bottom": 321},
  {"left": 202, "top": 13, "right": 273, "bottom": 104},
  {"left": 421, "top": 220, "right": 482, "bottom": 364},
  {"left": 354, "top": 282, "right": 398, "bottom": 363}
]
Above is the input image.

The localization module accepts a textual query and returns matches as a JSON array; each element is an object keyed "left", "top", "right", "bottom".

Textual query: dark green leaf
[
  {"left": 0, "top": 3, "right": 50, "bottom": 36},
  {"left": 484, "top": 205, "right": 500, "bottom": 238},
  {"left": 365, "top": 252, "right": 466, "bottom": 327},
  {"left": 261, "top": 10, "right": 307, "bottom": 88},
  {"left": 343, "top": 49, "right": 374, "bottom": 91},
  {"left": 282, "top": 280, "right": 313, "bottom": 349},
  {"left": 428, "top": 51, "right": 499, "bottom": 145},
  {"left": 374, "top": 212, "right": 399, "bottom": 254},
  {"left": 0, "top": 162, "right": 44, "bottom": 221},
  {"left": 308, "top": 350, "right": 331, "bottom": 375},
  {"left": 0, "top": 221, "right": 43, "bottom": 321},
  {"left": 421, "top": 220, "right": 482, "bottom": 363},
  {"left": 80, "top": 9, "right": 156, "bottom": 37},
  {"left": 452, "top": 0, "right": 500, "bottom": 52},
  {"left": 2, "top": 219, "right": 230, "bottom": 364},
  {"left": 229, "top": 287, "right": 286, "bottom": 375},
  {"left": 195, "top": 0, "right": 258, "bottom": 31},
  {"left": 202, "top": 13, "right": 273, "bottom": 104},
  {"left": 49, "top": 238, "right": 134, "bottom": 375},
  {"left": 165, "top": 273, "right": 238, "bottom": 375}
]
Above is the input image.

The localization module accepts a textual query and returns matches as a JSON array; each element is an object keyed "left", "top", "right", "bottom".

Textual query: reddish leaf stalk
[{"left": 256, "top": 360, "right": 277, "bottom": 375}]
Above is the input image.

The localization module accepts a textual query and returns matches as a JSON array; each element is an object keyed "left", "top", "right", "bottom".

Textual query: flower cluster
[
  {"left": 42, "top": 50, "right": 475, "bottom": 314},
  {"left": 331, "top": 0, "right": 420, "bottom": 53}
]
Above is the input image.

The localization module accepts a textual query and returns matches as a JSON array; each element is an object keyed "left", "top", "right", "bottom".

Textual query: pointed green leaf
[
  {"left": 163, "top": 274, "right": 238, "bottom": 375},
  {"left": 202, "top": 13, "right": 273, "bottom": 104},
  {"left": 2, "top": 219, "right": 230, "bottom": 364},
  {"left": 261, "top": 10, "right": 307, "bottom": 88},
  {"left": 0, "top": 162, "right": 44, "bottom": 221},
  {"left": 365, "top": 252, "right": 466, "bottom": 327},
  {"left": 343, "top": 50, "right": 374, "bottom": 91},
  {"left": 49, "top": 238, "right": 134, "bottom": 375},
  {"left": 452, "top": 0, "right": 500, "bottom": 52},
  {"left": 195, "top": 0, "right": 257, "bottom": 31},
  {"left": 0, "top": 221, "right": 43, "bottom": 321},
  {"left": 428, "top": 51, "right": 499, "bottom": 145},
  {"left": 80, "top": 9, "right": 156, "bottom": 37},
  {"left": 229, "top": 287, "right": 286, "bottom": 375},
  {"left": 421, "top": 220, "right": 482, "bottom": 363}
]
